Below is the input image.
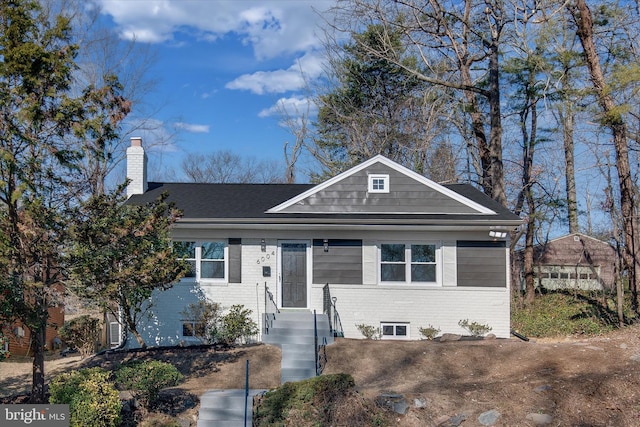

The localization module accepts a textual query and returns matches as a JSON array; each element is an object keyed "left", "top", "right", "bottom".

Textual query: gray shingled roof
[{"left": 127, "top": 182, "right": 522, "bottom": 225}]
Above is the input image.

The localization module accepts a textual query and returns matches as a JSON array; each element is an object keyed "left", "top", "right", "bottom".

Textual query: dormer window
[{"left": 369, "top": 174, "right": 389, "bottom": 193}]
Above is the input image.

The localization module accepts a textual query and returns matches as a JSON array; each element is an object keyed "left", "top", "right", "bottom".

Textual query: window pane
[
  {"left": 382, "top": 244, "right": 405, "bottom": 262},
  {"left": 185, "top": 260, "right": 196, "bottom": 278},
  {"left": 411, "top": 245, "right": 435, "bottom": 262},
  {"left": 194, "top": 322, "right": 206, "bottom": 337},
  {"left": 182, "top": 323, "right": 194, "bottom": 337},
  {"left": 411, "top": 264, "right": 436, "bottom": 282},
  {"left": 174, "top": 242, "right": 196, "bottom": 277},
  {"left": 382, "top": 264, "right": 405, "bottom": 281},
  {"left": 202, "top": 242, "right": 224, "bottom": 260},
  {"left": 382, "top": 325, "right": 394, "bottom": 336},
  {"left": 395, "top": 325, "right": 407, "bottom": 336},
  {"left": 173, "top": 241, "right": 196, "bottom": 258},
  {"left": 201, "top": 260, "right": 224, "bottom": 278}
]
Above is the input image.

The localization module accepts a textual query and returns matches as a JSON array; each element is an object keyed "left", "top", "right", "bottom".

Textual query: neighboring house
[
  {"left": 122, "top": 138, "right": 522, "bottom": 346},
  {"left": 2, "top": 283, "right": 64, "bottom": 357},
  {"left": 515, "top": 233, "right": 616, "bottom": 292}
]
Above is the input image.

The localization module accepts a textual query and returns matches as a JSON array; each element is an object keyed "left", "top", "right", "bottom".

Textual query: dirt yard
[{"left": 2, "top": 325, "right": 640, "bottom": 426}]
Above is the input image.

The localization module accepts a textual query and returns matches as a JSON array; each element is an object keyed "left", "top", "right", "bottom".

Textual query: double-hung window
[
  {"left": 380, "top": 242, "right": 439, "bottom": 284},
  {"left": 174, "top": 241, "right": 226, "bottom": 281}
]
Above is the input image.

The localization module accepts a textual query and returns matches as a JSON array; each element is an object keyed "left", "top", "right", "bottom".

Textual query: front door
[{"left": 281, "top": 242, "right": 307, "bottom": 308}]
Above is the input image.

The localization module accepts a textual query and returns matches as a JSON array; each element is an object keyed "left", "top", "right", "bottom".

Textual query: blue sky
[{"left": 94, "top": 0, "right": 336, "bottom": 182}]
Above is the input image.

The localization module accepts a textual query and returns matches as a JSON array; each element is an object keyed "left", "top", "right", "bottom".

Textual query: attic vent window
[{"left": 368, "top": 174, "right": 389, "bottom": 193}]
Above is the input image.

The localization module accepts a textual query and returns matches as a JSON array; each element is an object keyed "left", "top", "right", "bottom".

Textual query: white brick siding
[
  {"left": 126, "top": 143, "right": 147, "bottom": 198},
  {"left": 131, "top": 231, "right": 512, "bottom": 347}
]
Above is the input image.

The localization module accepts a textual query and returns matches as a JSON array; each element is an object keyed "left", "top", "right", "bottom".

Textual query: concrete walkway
[{"left": 197, "top": 389, "right": 266, "bottom": 427}]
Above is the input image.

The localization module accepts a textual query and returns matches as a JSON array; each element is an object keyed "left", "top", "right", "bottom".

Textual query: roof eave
[{"left": 173, "top": 217, "right": 524, "bottom": 230}]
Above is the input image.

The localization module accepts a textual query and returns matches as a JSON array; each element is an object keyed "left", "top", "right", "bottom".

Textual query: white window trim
[
  {"left": 368, "top": 174, "right": 390, "bottom": 193},
  {"left": 177, "top": 240, "right": 228, "bottom": 283},
  {"left": 378, "top": 241, "right": 442, "bottom": 286},
  {"left": 381, "top": 322, "right": 410, "bottom": 340}
]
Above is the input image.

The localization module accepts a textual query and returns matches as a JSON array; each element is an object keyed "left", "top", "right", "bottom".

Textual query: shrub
[
  {"left": 355, "top": 324, "right": 381, "bottom": 340},
  {"left": 58, "top": 315, "right": 101, "bottom": 358},
  {"left": 49, "top": 368, "right": 121, "bottom": 427},
  {"left": 0, "top": 333, "right": 9, "bottom": 360},
  {"left": 219, "top": 304, "right": 259, "bottom": 345},
  {"left": 458, "top": 319, "right": 492, "bottom": 337},
  {"left": 180, "top": 300, "right": 222, "bottom": 344},
  {"left": 256, "top": 374, "right": 360, "bottom": 425},
  {"left": 139, "top": 414, "right": 182, "bottom": 427},
  {"left": 115, "top": 360, "right": 184, "bottom": 408},
  {"left": 511, "top": 291, "right": 621, "bottom": 337},
  {"left": 418, "top": 325, "right": 441, "bottom": 340}
]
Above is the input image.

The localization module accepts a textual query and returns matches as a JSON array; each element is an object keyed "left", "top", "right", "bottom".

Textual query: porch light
[
  {"left": 261, "top": 238, "right": 266, "bottom": 252},
  {"left": 323, "top": 239, "right": 329, "bottom": 252}
]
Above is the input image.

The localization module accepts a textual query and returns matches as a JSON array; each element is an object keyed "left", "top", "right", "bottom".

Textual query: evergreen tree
[{"left": 67, "top": 188, "right": 188, "bottom": 348}]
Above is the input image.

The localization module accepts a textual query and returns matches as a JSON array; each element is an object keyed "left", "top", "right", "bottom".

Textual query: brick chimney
[{"left": 126, "top": 136, "right": 147, "bottom": 198}]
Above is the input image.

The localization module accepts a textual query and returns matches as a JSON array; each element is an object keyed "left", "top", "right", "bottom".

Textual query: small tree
[
  {"left": 219, "top": 305, "right": 258, "bottom": 345},
  {"left": 180, "top": 300, "right": 222, "bottom": 343},
  {"left": 68, "top": 187, "right": 189, "bottom": 348},
  {"left": 58, "top": 315, "right": 100, "bottom": 358}
]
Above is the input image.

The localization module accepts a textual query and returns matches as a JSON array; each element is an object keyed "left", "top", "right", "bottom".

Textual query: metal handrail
[
  {"left": 323, "top": 284, "right": 344, "bottom": 338},
  {"left": 265, "top": 283, "right": 279, "bottom": 314}
]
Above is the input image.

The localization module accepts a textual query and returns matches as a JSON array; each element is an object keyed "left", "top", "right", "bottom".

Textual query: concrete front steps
[
  {"left": 262, "top": 311, "right": 334, "bottom": 384},
  {"left": 197, "top": 389, "right": 266, "bottom": 427}
]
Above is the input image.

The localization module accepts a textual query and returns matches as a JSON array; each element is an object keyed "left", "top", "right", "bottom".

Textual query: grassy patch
[
  {"left": 254, "top": 374, "right": 389, "bottom": 427},
  {"left": 512, "top": 290, "right": 637, "bottom": 338}
]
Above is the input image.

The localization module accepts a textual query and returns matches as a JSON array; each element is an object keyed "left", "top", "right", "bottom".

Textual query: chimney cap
[{"left": 130, "top": 136, "right": 143, "bottom": 147}]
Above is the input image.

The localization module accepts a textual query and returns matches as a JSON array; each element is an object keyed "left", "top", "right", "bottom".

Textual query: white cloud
[
  {"left": 97, "top": 0, "right": 335, "bottom": 59},
  {"left": 225, "top": 51, "right": 325, "bottom": 94},
  {"left": 258, "top": 96, "right": 317, "bottom": 118},
  {"left": 174, "top": 122, "right": 210, "bottom": 133}
]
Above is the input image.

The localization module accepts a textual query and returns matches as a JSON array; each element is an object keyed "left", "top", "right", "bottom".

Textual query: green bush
[
  {"left": 355, "top": 324, "right": 381, "bottom": 340},
  {"left": 458, "top": 319, "right": 492, "bottom": 337},
  {"left": 58, "top": 315, "right": 101, "bottom": 358},
  {"left": 115, "top": 360, "right": 183, "bottom": 407},
  {"left": 255, "top": 374, "right": 355, "bottom": 426},
  {"left": 418, "top": 325, "right": 441, "bottom": 340},
  {"left": 49, "top": 368, "right": 121, "bottom": 427},
  {"left": 219, "top": 304, "right": 259, "bottom": 345}
]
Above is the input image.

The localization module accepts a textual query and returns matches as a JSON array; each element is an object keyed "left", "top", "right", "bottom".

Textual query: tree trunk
[
  {"left": 30, "top": 319, "right": 47, "bottom": 403},
  {"left": 488, "top": 39, "right": 506, "bottom": 207},
  {"left": 524, "top": 215, "right": 536, "bottom": 305},
  {"left": 125, "top": 316, "right": 147, "bottom": 348},
  {"left": 561, "top": 105, "right": 579, "bottom": 233},
  {"left": 569, "top": 0, "right": 639, "bottom": 311}
]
